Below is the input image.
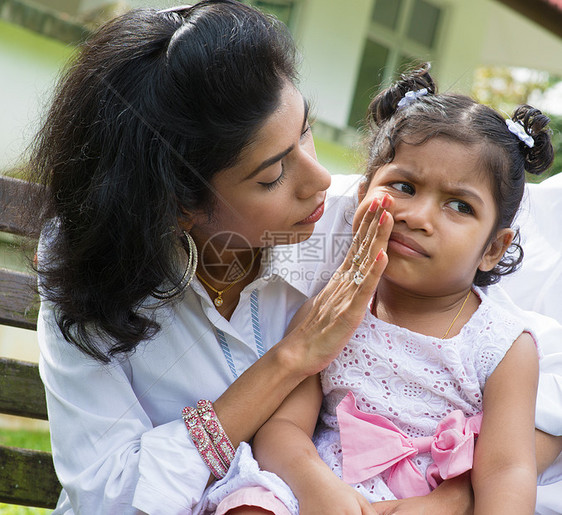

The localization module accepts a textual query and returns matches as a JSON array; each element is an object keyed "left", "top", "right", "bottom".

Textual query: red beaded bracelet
[{"left": 182, "top": 406, "right": 228, "bottom": 479}]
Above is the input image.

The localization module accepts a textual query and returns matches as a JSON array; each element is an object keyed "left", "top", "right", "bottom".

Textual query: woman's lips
[
  {"left": 296, "top": 202, "right": 325, "bottom": 225},
  {"left": 388, "top": 233, "right": 430, "bottom": 258}
]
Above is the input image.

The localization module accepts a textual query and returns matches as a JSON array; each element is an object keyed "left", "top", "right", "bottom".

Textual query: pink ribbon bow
[{"left": 336, "top": 391, "right": 482, "bottom": 499}]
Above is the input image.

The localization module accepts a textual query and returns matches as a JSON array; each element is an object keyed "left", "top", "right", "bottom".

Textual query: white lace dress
[
  {"left": 315, "top": 286, "right": 531, "bottom": 502},
  {"left": 199, "top": 287, "right": 532, "bottom": 513}
]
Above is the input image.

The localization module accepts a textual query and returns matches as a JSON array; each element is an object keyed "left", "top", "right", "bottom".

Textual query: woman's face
[
  {"left": 190, "top": 82, "right": 331, "bottom": 250},
  {"left": 353, "top": 137, "right": 513, "bottom": 297}
]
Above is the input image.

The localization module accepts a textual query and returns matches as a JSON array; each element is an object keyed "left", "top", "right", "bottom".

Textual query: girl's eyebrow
[
  {"left": 443, "top": 186, "right": 485, "bottom": 206},
  {"left": 245, "top": 97, "right": 310, "bottom": 180},
  {"left": 387, "top": 167, "right": 485, "bottom": 206}
]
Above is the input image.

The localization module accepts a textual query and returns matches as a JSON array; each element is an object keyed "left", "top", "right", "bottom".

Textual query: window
[
  {"left": 407, "top": 0, "right": 441, "bottom": 47},
  {"left": 348, "top": 0, "right": 444, "bottom": 127},
  {"left": 372, "top": 0, "right": 403, "bottom": 30}
]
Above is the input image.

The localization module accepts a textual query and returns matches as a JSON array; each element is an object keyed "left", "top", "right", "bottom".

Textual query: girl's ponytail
[
  {"left": 510, "top": 105, "right": 554, "bottom": 176},
  {"left": 368, "top": 62, "right": 436, "bottom": 127}
]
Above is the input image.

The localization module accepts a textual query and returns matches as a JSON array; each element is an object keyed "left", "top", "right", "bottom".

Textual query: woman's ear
[
  {"left": 478, "top": 228, "right": 515, "bottom": 272},
  {"left": 178, "top": 207, "right": 196, "bottom": 233}
]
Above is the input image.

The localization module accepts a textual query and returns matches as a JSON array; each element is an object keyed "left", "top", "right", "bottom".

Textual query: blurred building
[{"left": 1, "top": 0, "right": 562, "bottom": 169}]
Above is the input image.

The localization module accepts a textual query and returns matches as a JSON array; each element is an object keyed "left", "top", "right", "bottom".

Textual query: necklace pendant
[{"left": 214, "top": 296, "right": 223, "bottom": 307}]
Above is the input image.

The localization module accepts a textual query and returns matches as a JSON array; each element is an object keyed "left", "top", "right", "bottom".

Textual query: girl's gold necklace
[
  {"left": 196, "top": 250, "right": 261, "bottom": 307},
  {"left": 441, "top": 289, "right": 472, "bottom": 339}
]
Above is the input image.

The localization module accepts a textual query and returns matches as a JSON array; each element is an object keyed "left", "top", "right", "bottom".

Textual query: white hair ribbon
[
  {"left": 397, "top": 88, "right": 428, "bottom": 109},
  {"left": 505, "top": 119, "right": 534, "bottom": 148}
]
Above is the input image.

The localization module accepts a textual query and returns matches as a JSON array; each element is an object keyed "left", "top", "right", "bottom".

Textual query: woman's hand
[
  {"left": 213, "top": 198, "right": 393, "bottom": 450},
  {"left": 373, "top": 472, "right": 473, "bottom": 515},
  {"left": 286, "top": 197, "right": 394, "bottom": 377}
]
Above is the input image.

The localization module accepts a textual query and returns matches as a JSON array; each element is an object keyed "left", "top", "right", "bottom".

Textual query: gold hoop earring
[{"left": 153, "top": 231, "right": 198, "bottom": 299}]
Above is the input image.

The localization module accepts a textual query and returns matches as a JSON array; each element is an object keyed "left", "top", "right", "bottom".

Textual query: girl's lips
[
  {"left": 296, "top": 202, "right": 325, "bottom": 225},
  {"left": 388, "top": 233, "right": 429, "bottom": 258}
]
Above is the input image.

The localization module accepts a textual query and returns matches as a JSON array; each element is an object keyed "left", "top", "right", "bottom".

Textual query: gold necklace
[
  {"left": 441, "top": 290, "right": 472, "bottom": 339},
  {"left": 196, "top": 250, "right": 261, "bottom": 307}
]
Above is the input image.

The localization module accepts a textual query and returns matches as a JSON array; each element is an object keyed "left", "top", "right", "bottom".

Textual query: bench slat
[
  {"left": 0, "top": 358, "right": 47, "bottom": 420},
  {"left": 0, "top": 268, "right": 38, "bottom": 331},
  {"left": 1, "top": 175, "right": 59, "bottom": 509},
  {"left": 0, "top": 445, "right": 60, "bottom": 508},
  {"left": 0, "top": 176, "right": 41, "bottom": 238}
]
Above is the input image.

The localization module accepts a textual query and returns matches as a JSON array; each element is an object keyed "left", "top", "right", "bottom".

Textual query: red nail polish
[
  {"left": 379, "top": 210, "right": 387, "bottom": 225},
  {"left": 381, "top": 194, "right": 391, "bottom": 209},
  {"left": 368, "top": 198, "right": 379, "bottom": 212},
  {"left": 376, "top": 248, "right": 384, "bottom": 261}
]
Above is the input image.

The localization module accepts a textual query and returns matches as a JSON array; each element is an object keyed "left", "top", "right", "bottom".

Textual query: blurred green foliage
[
  {"left": 472, "top": 66, "right": 561, "bottom": 182},
  {"left": 545, "top": 114, "right": 562, "bottom": 181}
]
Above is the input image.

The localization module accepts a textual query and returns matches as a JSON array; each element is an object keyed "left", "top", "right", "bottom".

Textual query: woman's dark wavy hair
[
  {"left": 27, "top": 0, "right": 298, "bottom": 362},
  {"left": 365, "top": 63, "right": 554, "bottom": 287}
]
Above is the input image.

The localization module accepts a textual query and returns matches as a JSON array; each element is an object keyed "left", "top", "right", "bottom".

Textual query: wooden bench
[{"left": 0, "top": 175, "right": 61, "bottom": 508}]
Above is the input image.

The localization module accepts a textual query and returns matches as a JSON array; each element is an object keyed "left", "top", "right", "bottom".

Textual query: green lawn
[
  {"left": 0, "top": 506, "right": 50, "bottom": 514},
  {"left": 314, "top": 136, "right": 364, "bottom": 176},
  {"left": 0, "top": 429, "right": 52, "bottom": 514},
  {"left": 0, "top": 428, "right": 51, "bottom": 452}
]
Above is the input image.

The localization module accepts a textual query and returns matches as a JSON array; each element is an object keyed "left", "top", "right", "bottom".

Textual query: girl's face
[
  {"left": 190, "top": 82, "right": 331, "bottom": 249},
  {"left": 354, "top": 137, "right": 513, "bottom": 297}
]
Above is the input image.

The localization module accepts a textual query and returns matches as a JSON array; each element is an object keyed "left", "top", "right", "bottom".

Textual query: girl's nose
[{"left": 395, "top": 197, "right": 434, "bottom": 234}]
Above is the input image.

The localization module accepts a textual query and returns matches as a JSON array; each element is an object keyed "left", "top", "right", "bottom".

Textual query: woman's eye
[
  {"left": 300, "top": 124, "right": 312, "bottom": 141},
  {"left": 259, "top": 166, "right": 286, "bottom": 191},
  {"left": 449, "top": 200, "right": 473, "bottom": 215},
  {"left": 390, "top": 182, "right": 414, "bottom": 195}
]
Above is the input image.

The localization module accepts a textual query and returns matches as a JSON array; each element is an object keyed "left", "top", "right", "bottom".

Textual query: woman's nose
[{"left": 296, "top": 148, "right": 332, "bottom": 199}]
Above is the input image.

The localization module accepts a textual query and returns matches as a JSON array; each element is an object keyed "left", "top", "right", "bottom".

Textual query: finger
[
  {"left": 353, "top": 206, "right": 393, "bottom": 282},
  {"left": 364, "top": 248, "right": 388, "bottom": 287},
  {"left": 356, "top": 198, "right": 385, "bottom": 249},
  {"left": 349, "top": 193, "right": 394, "bottom": 270},
  {"left": 345, "top": 198, "right": 383, "bottom": 268},
  {"left": 351, "top": 248, "right": 388, "bottom": 302},
  {"left": 362, "top": 498, "right": 381, "bottom": 515},
  {"left": 355, "top": 197, "right": 381, "bottom": 241},
  {"left": 364, "top": 206, "right": 394, "bottom": 261},
  {"left": 371, "top": 499, "right": 399, "bottom": 514},
  {"left": 360, "top": 192, "right": 394, "bottom": 243}
]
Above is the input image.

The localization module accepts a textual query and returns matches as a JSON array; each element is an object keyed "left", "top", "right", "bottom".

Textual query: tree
[{"left": 472, "top": 66, "right": 561, "bottom": 181}]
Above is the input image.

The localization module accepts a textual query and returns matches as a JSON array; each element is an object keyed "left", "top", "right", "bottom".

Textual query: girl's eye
[
  {"left": 449, "top": 200, "right": 473, "bottom": 215},
  {"left": 259, "top": 165, "right": 286, "bottom": 191},
  {"left": 390, "top": 182, "right": 415, "bottom": 195}
]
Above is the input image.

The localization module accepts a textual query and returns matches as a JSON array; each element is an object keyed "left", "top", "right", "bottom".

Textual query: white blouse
[
  {"left": 38, "top": 174, "right": 562, "bottom": 514},
  {"left": 38, "top": 175, "right": 360, "bottom": 514}
]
